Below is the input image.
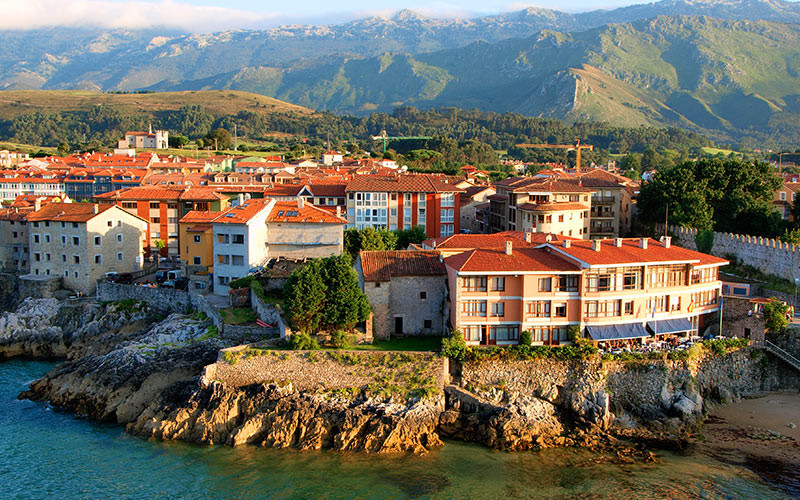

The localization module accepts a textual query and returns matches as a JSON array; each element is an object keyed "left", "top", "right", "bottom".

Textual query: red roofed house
[
  {"left": 345, "top": 175, "right": 464, "bottom": 238},
  {"left": 25, "top": 203, "right": 149, "bottom": 294},
  {"left": 265, "top": 199, "right": 346, "bottom": 260},
  {"left": 355, "top": 250, "right": 448, "bottom": 339},
  {"left": 445, "top": 236, "right": 727, "bottom": 347}
]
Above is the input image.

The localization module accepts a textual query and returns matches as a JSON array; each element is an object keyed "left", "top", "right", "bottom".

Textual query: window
[
  {"left": 107, "top": 221, "right": 113, "bottom": 227},
  {"left": 440, "top": 208, "right": 454, "bottom": 223},
  {"left": 151, "top": 217, "right": 160, "bottom": 223},
  {"left": 441, "top": 193, "right": 455, "bottom": 207},
  {"left": 490, "top": 277, "right": 505, "bottom": 291},
  {"left": 45, "top": 253, "right": 50, "bottom": 262},
  {"left": 231, "top": 255, "right": 244, "bottom": 266},
  {"left": 424, "top": 319, "right": 432, "bottom": 329},
  {"left": 94, "top": 255, "right": 102, "bottom": 264},
  {"left": 584, "top": 300, "right": 621, "bottom": 318},
  {"left": 117, "top": 252, "right": 123, "bottom": 261},
  {"left": 554, "top": 303, "right": 567, "bottom": 317},
  {"left": 622, "top": 267, "right": 640, "bottom": 290},
  {"left": 122, "top": 202, "right": 136, "bottom": 209},
  {"left": 646, "top": 296, "right": 668, "bottom": 313},
  {"left": 45, "top": 234, "right": 50, "bottom": 243},
  {"left": 33, "top": 234, "right": 40, "bottom": 244},
  {"left": 193, "top": 235, "right": 201, "bottom": 243},
  {"left": 462, "top": 325, "right": 484, "bottom": 342},
  {"left": 462, "top": 276, "right": 487, "bottom": 292},
  {"left": 462, "top": 300, "right": 487, "bottom": 317},
  {"left": 94, "top": 236, "right": 101, "bottom": 246},
  {"left": 419, "top": 291, "right": 427, "bottom": 300},
  {"left": 490, "top": 302, "right": 505, "bottom": 317},
  {"left": 32, "top": 222, "right": 39, "bottom": 228},
  {"left": 117, "top": 234, "right": 123, "bottom": 243},
  {"left": 526, "top": 301, "right": 551, "bottom": 318},
  {"left": 489, "top": 325, "right": 518, "bottom": 342},
  {"left": 232, "top": 234, "right": 245, "bottom": 244},
  {"left": 670, "top": 295, "right": 681, "bottom": 311},
  {"left": 217, "top": 255, "right": 230, "bottom": 265},
  {"left": 11, "top": 232, "right": 16, "bottom": 238},
  {"left": 585, "top": 271, "right": 616, "bottom": 292},
  {"left": 193, "top": 256, "right": 202, "bottom": 265},
  {"left": 34, "top": 253, "right": 40, "bottom": 262},
  {"left": 552, "top": 326, "right": 568, "bottom": 342},
  {"left": 440, "top": 224, "right": 454, "bottom": 237},
  {"left": 72, "top": 223, "right": 78, "bottom": 228},
  {"left": 532, "top": 327, "right": 549, "bottom": 343},
  {"left": 73, "top": 255, "right": 80, "bottom": 264},
  {"left": 218, "top": 234, "right": 230, "bottom": 244},
  {"left": 390, "top": 208, "right": 397, "bottom": 217},
  {"left": 149, "top": 202, "right": 160, "bottom": 209},
  {"left": 72, "top": 236, "right": 80, "bottom": 246},
  {"left": 374, "top": 282, "right": 381, "bottom": 288},
  {"left": 61, "top": 254, "right": 66, "bottom": 263},
  {"left": 624, "top": 301, "right": 634, "bottom": 315},
  {"left": 557, "top": 275, "right": 579, "bottom": 292},
  {"left": 538, "top": 277, "right": 552, "bottom": 292}
]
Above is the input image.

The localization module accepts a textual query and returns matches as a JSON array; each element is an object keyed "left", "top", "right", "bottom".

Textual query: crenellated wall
[{"left": 664, "top": 225, "right": 800, "bottom": 281}]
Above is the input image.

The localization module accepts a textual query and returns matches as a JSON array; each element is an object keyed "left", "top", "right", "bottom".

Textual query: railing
[
  {"left": 592, "top": 196, "right": 616, "bottom": 204},
  {"left": 752, "top": 340, "right": 800, "bottom": 372}
]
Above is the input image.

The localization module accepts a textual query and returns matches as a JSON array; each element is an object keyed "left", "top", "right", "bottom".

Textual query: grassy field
[
  {"left": 220, "top": 307, "right": 258, "bottom": 325},
  {"left": 702, "top": 146, "right": 742, "bottom": 156},
  {"left": 0, "top": 90, "right": 312, "bottom": 120},
  {"left": 0, "top": 142, "right": 57, "bottom": 155}
]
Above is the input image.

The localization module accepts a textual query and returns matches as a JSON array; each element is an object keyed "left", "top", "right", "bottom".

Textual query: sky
[{"left": 0, "top": 0, "right": 647, "bottom": 32}]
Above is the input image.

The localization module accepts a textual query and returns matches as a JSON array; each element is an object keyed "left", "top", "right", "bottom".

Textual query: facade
[
  {"left": 489, "top": 178, "right": 592, "bottom": 239},
  {"left": 355, "top": 250, "right": 448, "bottom": 339},
  {"left": 774, "top": 182, "right": 799, "bottom": 221},
  {"left": 63, "top": 168, "right": 147, "bottom": 201},
  {"left": 345, "top": 175, "right": 463, "bottom": 238},
  {"left": 0, "top": 172, "right": 66, "bottom": 201},
  {"left": 212, "top": 199, "right": 275, "bottom": 295},
  {"left": 265, "top": 200, "right": 346, "bottom": 259},
  {"left": 445, "top": 236, "right": 727, "bottom": 346},
  {"left": 178, "top": 211, "right": 222, "bottom": 293},
  {"left": 123, "top": 130, "right": 169, "bottom": 149},
  {"left": 25, "top": 204, "right": 148, "bottom": 294},
  {"left": 459, "top": 185, "right": 495, "bottom": 234},
  {"left": 0, "top": 207, "right": 32, "bottom": 271}
]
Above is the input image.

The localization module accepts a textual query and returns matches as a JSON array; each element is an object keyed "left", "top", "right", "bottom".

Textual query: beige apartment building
[{"left": 26, "top": 204, "right": 149, "bottom": 294}]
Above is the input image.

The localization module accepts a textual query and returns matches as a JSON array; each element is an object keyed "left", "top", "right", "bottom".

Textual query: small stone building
[{"left": 355, "top": 250, "right": 448, "bottom": 340}]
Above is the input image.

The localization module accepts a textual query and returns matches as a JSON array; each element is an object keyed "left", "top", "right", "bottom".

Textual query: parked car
[
  {"left": 155, "top": 269, "right": 179, "bottom": 283},
  {"left": 105, "top": 272, "right": 133, "bottom": 284},
  {"left": 161, "top": 278, "right": 188, "bottom": 290}
]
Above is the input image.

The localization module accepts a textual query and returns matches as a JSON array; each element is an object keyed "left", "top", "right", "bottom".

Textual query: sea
[{"left": 1, "top": 360, "right": 796, "bottom": 500}]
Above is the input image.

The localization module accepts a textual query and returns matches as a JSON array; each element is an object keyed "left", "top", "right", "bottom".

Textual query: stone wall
[
  {"left": 18, "top": 275, "right": 61, "bottom": 300},
  {"left": 191, "top": 293, "right": 224, "bottom": 336},
  {"left": 97, "top": 282, "right": 192, "bottom": 312},
  {"left": 722, "top": 296, "right": 765, "bottom": 340},
  {"left": 666, "top": 224, "right": 800, "bottom": 281},
  {"left": 205, "top": 349, "right": 447, "bottom": 393},
  {"left": 250, "top": 287, "right": 291, "bottom": 338},
  {"left": 223, "top": 324, "right": 279, "bottom": 343}
]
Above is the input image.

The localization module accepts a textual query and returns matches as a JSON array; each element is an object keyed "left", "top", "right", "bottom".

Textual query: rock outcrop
[{"left": 130, "top": 381, "right": 443, "bottom": 453}]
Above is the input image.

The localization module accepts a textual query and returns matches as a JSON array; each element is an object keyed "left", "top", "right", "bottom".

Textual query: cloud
[{"left": 0, "top": 0, "right": 282, "bottom": 32}]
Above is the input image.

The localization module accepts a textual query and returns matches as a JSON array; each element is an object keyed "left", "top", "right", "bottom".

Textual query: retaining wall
[
  {"left": 204, "top": 349, "right": 447, "bottom": 392},
  {"left": 250, "top": 287, "right": 291, "bottom": 338}
]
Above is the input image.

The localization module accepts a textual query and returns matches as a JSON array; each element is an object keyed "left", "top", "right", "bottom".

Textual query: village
[{"left": 0, "top": 127, "right": 795, "bottom": 354}]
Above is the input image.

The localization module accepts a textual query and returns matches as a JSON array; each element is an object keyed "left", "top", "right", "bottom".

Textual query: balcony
[{"left": 592, "top": 196, "right": 616, "bottom": 204}]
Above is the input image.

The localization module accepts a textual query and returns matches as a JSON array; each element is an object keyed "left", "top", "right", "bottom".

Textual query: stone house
[
  {"left": 25, "top": 203, "right": 149, "bottom": 294},
  {"left": 354, "top": 250, "right": 448, "bottom": 340}
]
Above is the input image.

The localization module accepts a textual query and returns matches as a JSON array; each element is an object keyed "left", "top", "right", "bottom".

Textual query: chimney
[
  {"left": 237, "top": 193, "right": 244, "bottom": 206},
  {"left": 662, "top": 236, "right": 671, "bottom": 248},
  {"left": 298, "top": 197, "right": 305, "bottom": 209},
  {"left": 524, "top": 231, "right": 532, "bottom": 243},
  {"left": 432, "top": 240, "right": 437, "bottom": 249},
  {"left": 34, "top": 198, "right": 41, "bottom": 212},
  {"left": 614, "top": 238, "right": 623, "bottom": 247},
  {"left": 592, "top": 240, "right": 602, "bottom": 252},
  {"left": 563, "top": 240, "right": 571, "bottom": 248},
  {"left": 93, "top": 204, "right": 98, "bottom": 214},
  {"left": 505, "top": 241, "right": 513, "bottom": 255},
  {"left": 336, "top": 206, "right": 341, "bottom": 218},
  {"left": 639, "top": 238, "right": 648, "bottom": 249}
]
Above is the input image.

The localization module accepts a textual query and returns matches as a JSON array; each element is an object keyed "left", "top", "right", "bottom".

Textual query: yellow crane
[{"left": 515, "top": 140, "right": 594, "bottom": 172}]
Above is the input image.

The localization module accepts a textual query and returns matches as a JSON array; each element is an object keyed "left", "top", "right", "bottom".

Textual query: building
[
  {"left": 445, "top": 236, "right": 727, "bottom": 346},
  {"left": 97, "top": 186, "right": 230, "bottom": 257},
  {"left": 459, "top": 185, "right": 495, "bottom": 234},
  {"left": 345, "top": 175, "right": 464, "bottom": 237},
  {"left": 121, "top": 128, "right": 169, "bottom": 149},
  {"left": 0, "top": 206, "right": 32, "bottom": 271},
  {"left": 418, "top": 231, "right": 569, "bottom": 257},
  {"left": 178, "top": 211, "right": 222, "bottom": 292},
  {"left": 322, "top": 150, "right": 343, "bottom": 166},
  {"left": 63, "top": 168, "right": 147, "bottom": 201},
  {"left": 25, "top": 203, "right": 149, "bottom": 294},
  {"left": 212, "top": 198, "right": 275, "bottom": 295},
  {"left": 355, "top": 250, "right": 448, "bottom": 339},
  {"left": 265, "top": 199, "right": 346, "bottom": 259},
  {"left": 774, "top": 182, "right": 799, "bottom": 221},
  {"left": 580, "top": 172, "right": 634, "bottom": 238},
  {"left": 0, "top": 171, "right": 66, "bottom": 201},
  {"left": 488, "top": 177, "right": 592, "bottom": 239}
]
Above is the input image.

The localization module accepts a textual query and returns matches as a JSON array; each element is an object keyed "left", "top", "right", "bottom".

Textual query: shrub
[
  {"left": 330, "top": 329, "right": 353, "bottom": 349},
  {"left": 519, "top": 330, "right": 532, "bottom": 347},
  {"left": 567, "top": 325, "right": 582, "bottom": 344},
  {"left": 441, "top": 329, "right": 467, "bottom": 362},
  {"left": 289, "top": 332, "right": 320, "bottom": 350}
]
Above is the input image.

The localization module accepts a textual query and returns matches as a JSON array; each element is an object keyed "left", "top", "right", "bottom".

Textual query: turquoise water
[{"left": 0, "top": 360, "right": 793, "bottom": 500}]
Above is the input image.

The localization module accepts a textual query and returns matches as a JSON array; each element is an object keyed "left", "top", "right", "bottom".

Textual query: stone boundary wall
[
  {"left": 205, "top": 349, "right": 448, "bottom": 392},
  {"left": 191, "top": 293, "right": 224, "bottom": 336},
  {"left": 224, "top": 324, "right": 280, "bottom": 343},
  {"left": 250, "top": 288, "right": 291, "bottom": 339},
  {"left": 664, "top": 224, "right": 800, "bottom": 281},
  {"left": 19, "top": 276, "right": 62, "bottom": 299},
  {"left": 461, "top": 348, "right": 798, "bottom": 419}
]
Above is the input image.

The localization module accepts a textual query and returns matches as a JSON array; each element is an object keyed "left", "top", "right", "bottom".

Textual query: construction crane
[
  {"left": 371, "top": 130, "right": 433, "bottom": 153},
  {"left": 515, "top": 140, "right": 594, "bottom": 173}
]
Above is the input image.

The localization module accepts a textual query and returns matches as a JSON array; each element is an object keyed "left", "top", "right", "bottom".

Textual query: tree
[
  {"left": 396, "top": 226, "right": 427, "bottom": 249},
  {"left": 378, "top": 228, "right": 398, "bottom": 250},
  {"left": 57, "top": 142, "right": 70, "bottom": 156},
  {"left": 763, "top": 298, "right": 790, "bottom": 333},
  {"left": 169, "top": 134, "right": 189, "bottom": 149},
  {"left": 359, "top": 227, "right": 387, "bottom": 252},
  {"left": 205, "top": 128, "right": 234, "bottom": 150},
  {"left": 285, "top": 256, "right": 370, "bottom": 334},
  {"left": 641, "top": 146, "right": 660, "bottom": 170}
]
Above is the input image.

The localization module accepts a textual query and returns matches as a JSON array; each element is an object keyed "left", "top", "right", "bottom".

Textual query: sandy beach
[{"left": 693, "top": 392, "right": 800, "bottom": 497}]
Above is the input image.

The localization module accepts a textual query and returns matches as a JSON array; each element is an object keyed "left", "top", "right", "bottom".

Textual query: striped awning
[
  {"left": 586, "top": 323, "right": 650, "bottom": 341},
  {"left": 646, "top": 318, "right": 693, "bottom": 335}
]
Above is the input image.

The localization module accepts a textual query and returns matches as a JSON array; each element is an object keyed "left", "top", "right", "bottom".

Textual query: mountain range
[{"left": 2, "top": 0, "right": 800, "bottom": 145}]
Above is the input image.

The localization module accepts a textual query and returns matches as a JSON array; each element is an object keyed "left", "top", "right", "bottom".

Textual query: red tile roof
[
  {"left": 346, "top": 175, "right": 463, "bottom": 193},
  {"left": 214, "top": 199, "right": 272, "bottom": 224},
  {"left": 26, "top": 203, "right": 114, "bottom": 222},
  {"left": 359, "top": 250, "right": 446, "bottom": 282},
  {"left": 445, "top": 247, "right": 579, "bottom": 273},
  {"left": 267, "top": 201, "right": 346, "bottom": 224},
  {"left": 422, "top": 231, "right": 557, "bottom": 250},
  {"left": 179, "top": 211, "right": 223, "bottom": 224},
  {"left": 544, "top": 238, "right": 729, "bottom": 267}
]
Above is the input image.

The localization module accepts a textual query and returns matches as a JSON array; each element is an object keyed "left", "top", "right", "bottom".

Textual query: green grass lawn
[
  {"left": 350, "top": 336, "right": 443, "bottom": 352},
  {"left": 220, "top": 307, "right": 258, "bottom": 325}
]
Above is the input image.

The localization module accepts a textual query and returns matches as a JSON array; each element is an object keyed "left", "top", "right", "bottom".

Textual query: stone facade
[{"left": 722, "top": 295, "right": 766, "bottom": 341}]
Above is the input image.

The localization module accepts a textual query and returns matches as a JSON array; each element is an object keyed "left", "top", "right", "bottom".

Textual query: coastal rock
[
  {"left": 130, "top": 381, "right": 444, "bottom": 454},
  {"left": 0, "top": 298, "right": 65, "bottom": 358}
]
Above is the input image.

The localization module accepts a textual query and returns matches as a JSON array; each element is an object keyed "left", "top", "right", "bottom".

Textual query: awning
[
  {"left": 585, "top": 323, "right": 650, "bottom": 342},
  {"left": 646, "top": 318, "right": 693, "bottom": 335}
]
